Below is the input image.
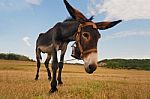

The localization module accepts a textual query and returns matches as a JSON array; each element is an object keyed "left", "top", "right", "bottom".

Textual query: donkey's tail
[{"left": 36, "top": 47, "right": 42, "bottom": 60}]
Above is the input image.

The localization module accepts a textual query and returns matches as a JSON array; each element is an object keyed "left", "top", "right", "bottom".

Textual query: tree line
[
  {"left": 98, "top": 59, "right": 150, "bottom": 70},
  {"left": 0, "top": 53, "right": 34, "bottom": 61},
  {"left": 1, "top": 53, "right": 150, "bottom": 70}
]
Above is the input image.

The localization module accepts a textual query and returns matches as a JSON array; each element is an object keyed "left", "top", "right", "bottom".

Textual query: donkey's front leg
[
  {"left": 57, "top": 61, "right": 64, "bottom": 85},
  {"left": 50, "top": 48, "right": 58, "bottom": 93}
]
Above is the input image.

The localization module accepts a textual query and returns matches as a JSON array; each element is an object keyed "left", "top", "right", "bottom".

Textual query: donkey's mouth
[
  {"left": 85, "top": 69, "right": 94, "bottom": 74},
  {"left": 86, "top": 70, "right": 94, "bottom": 74},
  {"left": 85, "top": 64, "right": 97, "bottom": 74}
]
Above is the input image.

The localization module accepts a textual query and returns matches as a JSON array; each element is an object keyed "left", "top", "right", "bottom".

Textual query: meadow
[{"left": 0, "top": 60, "right": 150, "bottom": 99}]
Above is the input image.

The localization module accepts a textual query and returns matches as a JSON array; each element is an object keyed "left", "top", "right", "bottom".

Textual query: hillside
[
  {"left": 0, "top": 53, "right": 33, "bottom": 61},
  {"left": 98, "top": 59, "right": 150, "bottom": 70}
]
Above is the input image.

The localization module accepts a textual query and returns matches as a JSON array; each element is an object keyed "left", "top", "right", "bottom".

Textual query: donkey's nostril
[
  {"left": 89, "top": 64, "right": 97, "bottom": 72},
  {"left": 89, "top": 65, "right": 92, "bottom": 70}
]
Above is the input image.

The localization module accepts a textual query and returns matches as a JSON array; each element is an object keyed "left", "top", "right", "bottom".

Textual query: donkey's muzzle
[
  {"left": 85, "top": 64, "right": 97, "bottom": 74},
  {"left": 83, "top": 52, "right": 98, "bottom": 74},
  {"left": 89, "top": 64, "right": 97, "bottom": 72}
]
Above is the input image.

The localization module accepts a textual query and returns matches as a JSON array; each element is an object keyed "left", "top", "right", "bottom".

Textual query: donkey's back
[
  {"left": 36, "top": 22, "right": 62, "bottom": 52},
  {"left": 36, "top": 31, "right": 52, "bottom": 47}
]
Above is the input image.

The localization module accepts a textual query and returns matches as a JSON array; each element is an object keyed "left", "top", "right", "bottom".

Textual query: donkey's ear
[
  {"left": 95, "top": 20, "right": 122, "bottom": 30},
  {"left": 63, "top": 0, "right": 88, "bottom": 22}
]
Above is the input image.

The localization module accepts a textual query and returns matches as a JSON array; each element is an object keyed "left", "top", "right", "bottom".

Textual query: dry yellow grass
[{"left": 0, "top": 60, "right": 150, "bottom": 99}]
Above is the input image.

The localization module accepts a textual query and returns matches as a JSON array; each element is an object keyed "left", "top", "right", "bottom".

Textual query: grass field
[{"left": 0, "top": 60, "right": 150, "bottom": 99}]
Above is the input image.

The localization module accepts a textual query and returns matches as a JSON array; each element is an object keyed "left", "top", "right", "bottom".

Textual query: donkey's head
[{"left": 64, "top": 0, "right": 122, "bottom": 74}]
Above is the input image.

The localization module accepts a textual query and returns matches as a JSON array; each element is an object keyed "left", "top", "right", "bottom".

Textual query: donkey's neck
[{"left": 60, "top": 21, "right": 80, "bottom": 42}]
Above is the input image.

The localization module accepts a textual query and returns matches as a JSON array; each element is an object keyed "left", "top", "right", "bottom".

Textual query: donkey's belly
[{"left": 38, "top": 44, "right": 53, "bottom": 53}]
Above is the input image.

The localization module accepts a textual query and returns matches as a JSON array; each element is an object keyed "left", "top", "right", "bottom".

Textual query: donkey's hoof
[
  {"left": 58, "top": 81, "right": 63, "bottom": 85},
  {"left": 48, "top": 77, "right": 51, "bottom": 81},
  {"left": 35, "top": 77, "right": 39, "bottom": 80},
  {"left": 35, "top": 78, "right": 38, "bottom": 80},
  {"left": 49, "top": 88, "right": 58, "bottom": 94},
  {"left": 35, "top": 75, "right": 39, "bottom": 80}
]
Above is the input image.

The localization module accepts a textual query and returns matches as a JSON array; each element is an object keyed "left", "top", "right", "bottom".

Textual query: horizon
[{"left": 0, "top": 0, "right": 150, "bottom": 63}]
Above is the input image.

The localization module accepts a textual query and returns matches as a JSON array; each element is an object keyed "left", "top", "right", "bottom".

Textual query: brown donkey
[{"left": 35, "top": 0, "right": 122, "bottom": 93}]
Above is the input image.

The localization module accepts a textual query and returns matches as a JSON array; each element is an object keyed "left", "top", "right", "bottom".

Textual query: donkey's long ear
[
  {"left": 96, "top": 20, "right": 122, "bottom": 30},
  {"left": 63, "top": 0, "right": 88, "bottom": 22}
]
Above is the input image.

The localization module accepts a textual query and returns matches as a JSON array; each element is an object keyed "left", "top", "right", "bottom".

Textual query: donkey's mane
[
  {"left": 63, "top": 16, "right": 94, "bottom": 22},
  {"left": 63, "top": 17, "right": 76, "bottom": 22}
]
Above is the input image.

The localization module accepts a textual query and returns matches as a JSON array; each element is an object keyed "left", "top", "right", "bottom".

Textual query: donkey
[{"left": 35, "top": 0, "right": 122, "bottom": 93}]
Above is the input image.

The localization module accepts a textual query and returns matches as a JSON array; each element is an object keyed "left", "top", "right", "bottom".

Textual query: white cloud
[
  {"left": 23, "top": 37, "right": 31, "bottom": 47},
  {"left": 0, "top": 0, "right": 27, "bottom": 11},
  {"left": 0, "top": 0, "right": 42, "bottom": 12},
  {"left": 87, "top": 0, "right": 101, "bottom": 16},
  {"left": 88, "top": 0, "right": 150, "bottom": 21},
  {"left": 103, "top": 31, "right": 150, "bottom": 40},
  {"left": 25, "top": 0, "right": 42, "bottom": 5}
]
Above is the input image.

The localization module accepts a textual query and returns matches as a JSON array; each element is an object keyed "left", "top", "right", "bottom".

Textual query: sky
[{"left": 0, "top": 0, "right": 150, "bottom": 62}]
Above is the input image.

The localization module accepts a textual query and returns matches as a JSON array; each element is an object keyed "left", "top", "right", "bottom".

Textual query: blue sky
[{"left": 0, "top": 0, "right": 150, "bottom": 62}]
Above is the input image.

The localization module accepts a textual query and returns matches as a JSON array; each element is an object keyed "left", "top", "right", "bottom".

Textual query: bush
[
  {"left": 0, "top": 53, "right": 33, "bottom": 61},
  {"left": 98, "top": 59, "right": 150, "bottom": 70}
]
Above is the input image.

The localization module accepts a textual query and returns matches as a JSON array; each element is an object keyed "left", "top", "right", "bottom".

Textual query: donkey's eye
[{"left": 82, "top": 32, "right": 90, "bottom": 39}]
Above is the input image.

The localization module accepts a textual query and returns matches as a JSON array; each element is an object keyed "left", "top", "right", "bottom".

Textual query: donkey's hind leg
[
  {"left": 57, "top": 43, "right": 67, "bottom": 85},
  {"left": 35, "top": 48, "right": 41, "bottom": 80},
  {"left": 44, "top": 54, "right": 51, "bottom": 81}
]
